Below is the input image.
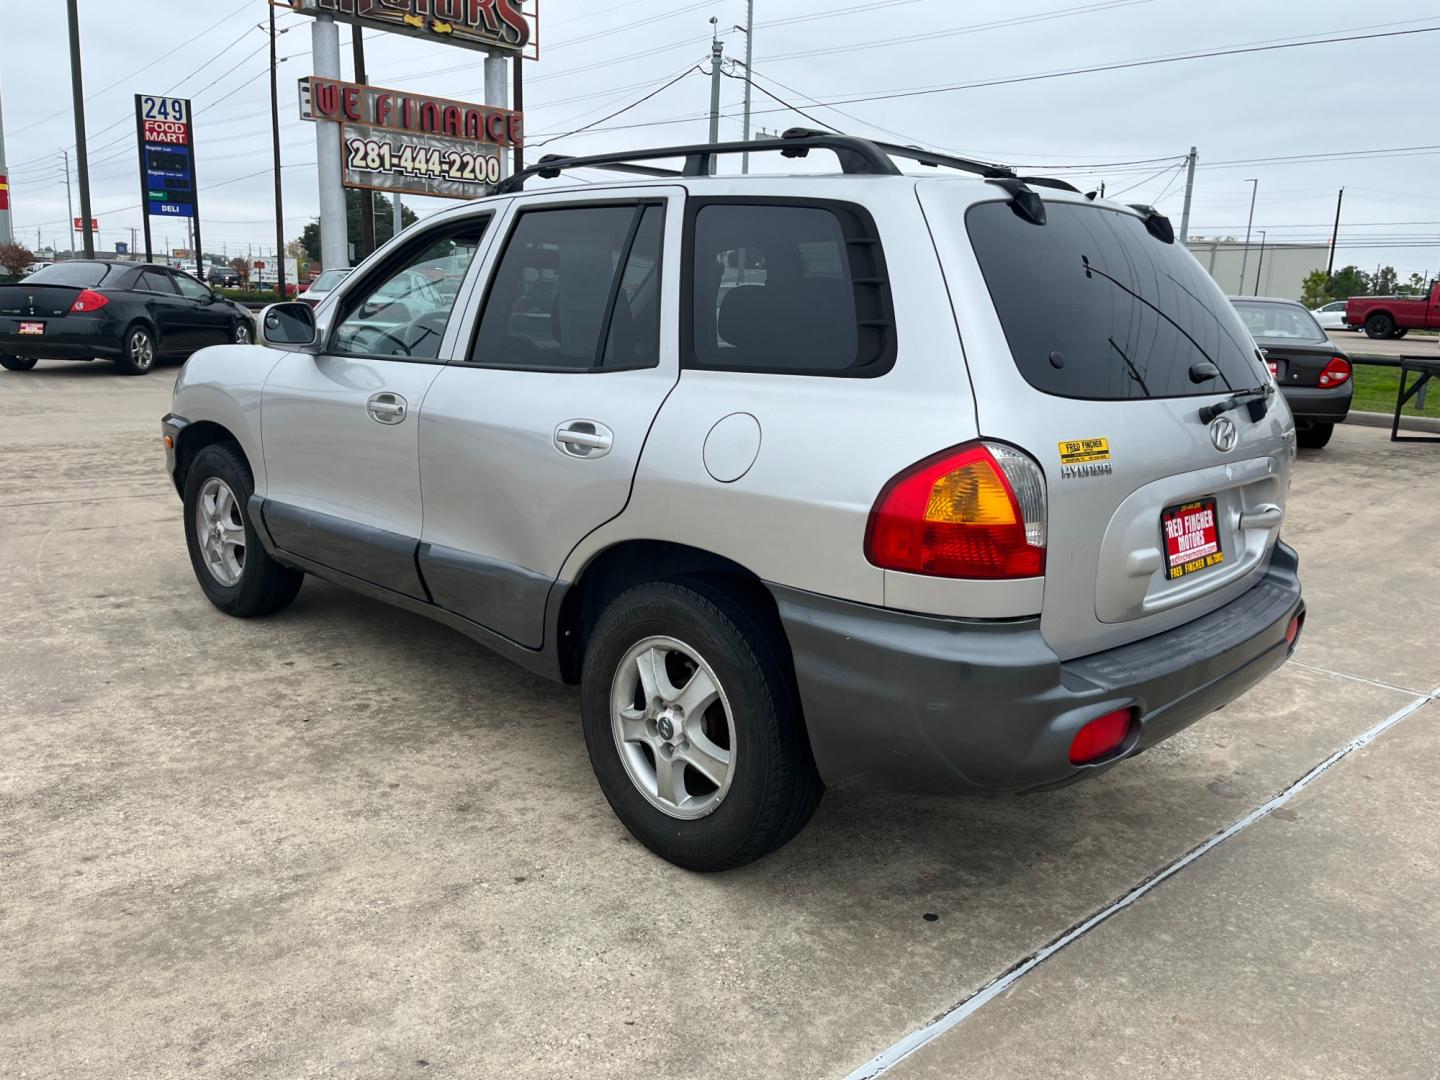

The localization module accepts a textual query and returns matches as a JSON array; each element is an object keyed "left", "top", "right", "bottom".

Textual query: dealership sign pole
[{"left": 134, "top": 94, "right": 202, "bottom": 279}]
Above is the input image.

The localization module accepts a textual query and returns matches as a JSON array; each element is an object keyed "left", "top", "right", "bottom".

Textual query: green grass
[{"left": 1349, "top": 363, "right": 1440, "bottom": 418}]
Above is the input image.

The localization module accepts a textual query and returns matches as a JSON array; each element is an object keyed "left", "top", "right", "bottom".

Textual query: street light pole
[
  {"left": 61, "top": 149, "right": 74, "bottom": 260},
  {"left": 65, "top": 0, "right": 94, "bottom": 259},
  {"left": 1253, "top": 230, "right": 1266, "bottom": 296},
  {"left": 708, "top": 19, "right": 724, "bottom": 164},
  {"left": 1237, "top": 177, "right": 1258, "bottom": 295},
  {"left": 269, "top": 6, "right": 287, "bottom": 296}
]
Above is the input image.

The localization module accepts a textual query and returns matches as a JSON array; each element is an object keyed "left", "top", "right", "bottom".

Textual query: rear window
[
  {"left": 311, "top": 270, "right": 349, "bottom": 291},
  {"left": 1232, "top": 300, "right": 1327, "bottom": 344},
  {"left": 24, "top": 261, "right": 121, "bottom": 288},
  {"left": 967, "top": 200, "right": 1265, "bottom": 400}
]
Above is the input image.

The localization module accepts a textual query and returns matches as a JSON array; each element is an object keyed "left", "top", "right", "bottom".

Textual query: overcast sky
[{"left": 4, "top": 0, "right": 1438, "bottom": 278}]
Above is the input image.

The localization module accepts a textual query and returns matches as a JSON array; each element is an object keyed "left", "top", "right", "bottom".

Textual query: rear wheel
[
  {"left": 232, "top": 319, "right": 253, "bottom": 344},
  {"left": 1392, "top": 328, "right": 1408, "bottom": 339},
  {"left": 0, "top": 355, "right": 37, "bottom": 372},
  {"left": 1297, "top": 422, "right": 1334, "bottom": 449},
  {"left": 581, "top": 580, "right": 822, "bottom": 871},
  {"left": 114, "top": 324, "right": 156, "bottom": 375},
  {"left": 1365, "top": 313, "right": 1395, "bottom": 339},
  {"left": 183, "top": 442, "right": 303, "bottom": 617}
]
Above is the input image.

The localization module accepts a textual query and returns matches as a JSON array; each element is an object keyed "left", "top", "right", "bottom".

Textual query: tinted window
[
  {"left": 331, "top": 219, "right": 488, "bottom": 359},
  {"left": 24, "top": 261, "right": 119, "bottom": 287},
  {"left": 1232, "top": 300, "right": 1327, "bottom": 344},
  {"left": 690, "top": 202, "right": 891, "bottom": 375},
  {"left": 967, "top": 200, "right": 1265, "bottom": 399},
  {"left": 173, "top": 273, "right": 211, "bottom": 301},
  {"left": 470, "top": 204, "right": 662, "bottom": 371},
  {"left": 137, "top": 269, "right": 178, "bottom": 294}
]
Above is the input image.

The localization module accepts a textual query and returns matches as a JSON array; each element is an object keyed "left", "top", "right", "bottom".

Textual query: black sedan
[
  {"left": 0, "top": 261, "right": 255, "bottom": 376},
  {"left": 1231, "top": 296, "right": 1353, "bottom": 449}
]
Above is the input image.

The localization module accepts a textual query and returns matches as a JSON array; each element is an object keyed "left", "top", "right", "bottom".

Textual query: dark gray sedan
[{"left": 1231, "top": 296, "right": 1353, "bottom": 449}]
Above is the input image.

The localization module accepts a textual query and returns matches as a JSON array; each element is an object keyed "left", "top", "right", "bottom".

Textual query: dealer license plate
[
  {"left": 18, "top": 321, "right": 44, "bottom": 335},
  {"left": 1162, "top": 497, "right": 1223, "bottom": 581}
]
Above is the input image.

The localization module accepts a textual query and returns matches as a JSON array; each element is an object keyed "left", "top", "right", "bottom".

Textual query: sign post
[{"left": 134, "top": 94, "right": 201, "bottom": 279}]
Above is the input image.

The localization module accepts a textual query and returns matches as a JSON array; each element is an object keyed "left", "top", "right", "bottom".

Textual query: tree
[
  {"left": 299, "top": 190, "right": 420, "bottom": 267},
  {"left": 1404, "top": 272, "right": 1427, "bottom": 296},
  {"left": 1327, "top": 265, "right": 1370, "bottom": 302},
  {"left": 229, "top": 257, "right": 250, "bottom": 286},
  {"left": 1300, "top": 269, "right": 1331, "bottom": 309},
  {"left": 1371, "top": 266, "right": 1399, "bottom": 296},
  {"left": 0, "top": 242, "right": 35, "bottom": 278}
]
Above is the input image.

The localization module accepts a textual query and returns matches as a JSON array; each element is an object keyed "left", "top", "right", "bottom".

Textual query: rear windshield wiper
[{"left": 1198, "top": 384, "right": 1273, "bottom": 424}]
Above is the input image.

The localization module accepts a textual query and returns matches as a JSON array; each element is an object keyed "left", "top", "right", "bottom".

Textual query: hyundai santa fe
[{"left": 161, "top": 131, "right": 1305, "bottom": 871}]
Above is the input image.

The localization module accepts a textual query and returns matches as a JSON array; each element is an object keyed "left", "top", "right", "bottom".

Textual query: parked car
[
  {"left": 1310, "top": 300, "right": 1350, "bottom": 330},
  {"left": 1232, "top": 297, "right": 1351, "bottom": 449},
  {"left": 161, "top": 132, "right": 1304, "bottom": 870},
  {"left": 300, "top": 268, "right": 352, "bottom": 309},
  {"left": 0, "top": 260, "right": 255, "bottom": 375},
  {"left": 1345, "top": 281, "right": 1440, "bottom": 339}
]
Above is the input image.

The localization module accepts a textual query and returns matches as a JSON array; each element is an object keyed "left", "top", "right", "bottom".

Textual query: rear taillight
[
  {"left": 1069, "top": 708, "right": 1136, "bottom": 765},
  {"left": 864, "top": 441, "right": 1046, "bottom": 579},
  {"left": 69, "top": 289, "right": 109, "bottom": 313},
  {"left": 1318, "top": 356, "right": 1350, "bottom": 388}
]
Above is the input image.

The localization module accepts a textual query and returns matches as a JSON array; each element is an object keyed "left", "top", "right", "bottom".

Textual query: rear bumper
[
  {"left": 0, "top": 316, "right": 121, "bottom": 359},
  {"left": 1280, "top": 384, "right": 1352, "bottom": 423},
  {"left": 770, "top": 542, "right": 1304, "bottom": 794}
]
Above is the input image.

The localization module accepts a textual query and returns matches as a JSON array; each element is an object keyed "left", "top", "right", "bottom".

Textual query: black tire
[
  {"left": 182, "top": 441, "right": 304, "bottom": 617},
  {"left": 0, "top": 355, "right": 37, "bottom": 371},
  {"left": 581, "top": 579, "right": 822, "bottom": 871},
  {"left": 1365, "top": 313, "right": 1395, "bottom": 339},
  {"left": 1297, "top": 422, "right": 1334, "bottom": 449},
  {"left": 1392, "top": 328, "right": 1408, "bottom": 339},
  {"left": 114, "top": 323, "right": 157, "bottom": 375}
]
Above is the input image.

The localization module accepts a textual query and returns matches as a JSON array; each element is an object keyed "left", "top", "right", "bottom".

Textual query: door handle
[
  {"left": 1239, "top": 503, "right": 1283, "bottom": 530},
  {"left": 367, "top": 392, "right": 408, "bottom": 425},
  {"left": 554, "top": 419, "right": 613, "bottom": 458}
]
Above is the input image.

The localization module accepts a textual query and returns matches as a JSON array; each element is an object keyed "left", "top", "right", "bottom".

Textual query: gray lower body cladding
[{"left": 769, "top": 543, "right": 1304, "bottom": 794}]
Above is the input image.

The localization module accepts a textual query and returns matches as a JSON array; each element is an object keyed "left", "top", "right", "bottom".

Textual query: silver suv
[{"left": 162, "top": 132, "right": 1305, "bottom": 871}]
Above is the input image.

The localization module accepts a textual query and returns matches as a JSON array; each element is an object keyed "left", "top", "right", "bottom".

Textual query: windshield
[
  {"left": 24, "top": 261, "right": 122, "bottom": 288},
  {"left": 311, "top": 270, "right": 349, "bottom": 291},
  {"left": 1232, "top": 300, "right": 1328, "bottom": 344},
  {"left": 967, "top": 200, "right": 1265, "bottom": 400}
]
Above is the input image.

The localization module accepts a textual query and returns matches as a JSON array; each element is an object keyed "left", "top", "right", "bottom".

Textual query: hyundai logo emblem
[{"left": 1210, "top": 416, "right": 1238, "bottom": 453}]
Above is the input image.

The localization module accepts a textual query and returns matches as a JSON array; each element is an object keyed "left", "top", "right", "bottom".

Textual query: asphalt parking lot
[{"left": 2, "top": 362, "right": 1437, "bottom": 1079}]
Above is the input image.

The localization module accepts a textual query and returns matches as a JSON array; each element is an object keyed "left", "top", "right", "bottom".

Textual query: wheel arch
[
  {"left": 555, "top": 539, "right": 792, "bottom": 688},
  {"left": 173, "top": 420, "right": 248, "bottom": 493}
]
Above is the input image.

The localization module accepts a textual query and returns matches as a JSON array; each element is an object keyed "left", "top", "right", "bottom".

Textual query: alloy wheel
[
  {"left": 194, "top": 476, "right": 246, "bottom": 586},
  {"left": 130, "top": 329, "right": 154, "bottom": 371},
  {"left": 234, "top": 321, "right": 252, "bottom": 344},
  {"left": 610, "top": 635, "right": 736, "bottom": 820}
]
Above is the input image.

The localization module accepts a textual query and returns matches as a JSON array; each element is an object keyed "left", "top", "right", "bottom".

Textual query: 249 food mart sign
[{"left": 301, "top": 77, "right": 521, "bottom": 199}]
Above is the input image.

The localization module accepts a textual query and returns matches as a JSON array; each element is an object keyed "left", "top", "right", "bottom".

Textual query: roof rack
[{"left": 495, "top": 127, "right": 1060, "bottom": 195}]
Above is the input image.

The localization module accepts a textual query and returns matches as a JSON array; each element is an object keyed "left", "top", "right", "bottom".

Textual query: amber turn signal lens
[{"left": 163, "top": 435, "right": 174, "bottom": 449}]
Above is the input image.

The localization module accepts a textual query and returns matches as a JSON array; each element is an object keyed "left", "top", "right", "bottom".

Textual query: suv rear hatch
[{"left": 919, "top": 182, "right": 1292, "bottom": 660}]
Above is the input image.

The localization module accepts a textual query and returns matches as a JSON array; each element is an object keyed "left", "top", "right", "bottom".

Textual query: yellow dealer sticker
[{"left": 1058, "top": 437, "right": 1111, "bottom": 465}]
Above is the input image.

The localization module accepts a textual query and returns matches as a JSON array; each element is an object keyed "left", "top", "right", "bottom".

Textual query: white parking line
[
  {"left": 842, "top": 686, "right": 1440, "bottom": 1080},
  {"left": 1289, "top": 660, "right": 1427, "bottom": 697}
]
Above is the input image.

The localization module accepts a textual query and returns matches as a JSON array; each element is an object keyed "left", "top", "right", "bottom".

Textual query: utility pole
[
  {"left": 61, "top": 150, "right": 75, "bottom": 260},
  {"left": 707, "top": 20, "right": 723, "bottom": 173},
  {"left": 0, "top": 76, "right": 13, "bottom": 245},
  {"left": 270, "top": 4, "right": 288, "bottom": 295},
  {"left": 1178, "top": 146, "right": 1197, "bottom": 244},
  {"left": 740, "top": 0, "right": 754, "bottom": 174},
  {"left": 1237, "top": 177, "right": 1258, "bottom": 295},
  {"left": 512, "top": 48, "right": 525, "bottom": 177},
  {"left": 66, "top": 0, "right": 94, "bottom": 259},
  {"left": 1253, "top": 230, "right": 1266, "bottom": 296},
  {"left": 1326, "top": 187, "right": 1344, "bottom": 278},
  {"left": 312, "top": 12, "right": 348, "bottom": 270},
  {"left": 352, "top": 27, "right": 375, "bottom": 260},
  {"left": 393, "top": 193, "right": 402, "bottom": 240}
]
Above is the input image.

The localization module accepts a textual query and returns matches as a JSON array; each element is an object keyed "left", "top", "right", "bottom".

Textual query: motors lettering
[{"left": 305, "top": 0, "right": 529, "bottom": 50}]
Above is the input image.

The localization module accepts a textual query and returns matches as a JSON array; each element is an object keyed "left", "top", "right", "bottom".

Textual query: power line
[{"left": 533, "top": 66, "right": 704, "bottom": 148}]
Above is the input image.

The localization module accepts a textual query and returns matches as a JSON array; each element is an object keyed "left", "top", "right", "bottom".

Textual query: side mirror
[{"left": 259, "top": 302, "right": 319, "bottom": 349}]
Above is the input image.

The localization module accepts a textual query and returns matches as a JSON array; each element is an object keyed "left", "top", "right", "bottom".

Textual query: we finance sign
[{"left": 291, "top": 0, "right": 535, "bottom": 56}]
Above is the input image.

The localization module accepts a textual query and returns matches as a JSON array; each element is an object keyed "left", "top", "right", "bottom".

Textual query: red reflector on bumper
[
  {"left": 1069, "top": 708, "right": 1135, "bottom": 765},
  {"left": 1285, "top": 612, "right": 1304, "bottom": 647}
]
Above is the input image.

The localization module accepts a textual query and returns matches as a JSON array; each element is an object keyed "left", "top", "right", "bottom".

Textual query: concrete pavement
[{"left": 1, "top": 360, "right": 1438, "bottom": 1079}]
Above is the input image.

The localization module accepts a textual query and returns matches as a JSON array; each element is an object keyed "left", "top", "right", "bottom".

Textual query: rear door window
[
  {"left": 966, "top": 200, "right": 1265, "bottom": 399},
  {"left": 137, "top": 269, "right": 178, "bottom": 294}
]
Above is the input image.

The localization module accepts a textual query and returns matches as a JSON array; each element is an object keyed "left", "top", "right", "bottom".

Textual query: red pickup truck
[{"left": 1346, "top": 282, "right": 1440, "bottom": 339}]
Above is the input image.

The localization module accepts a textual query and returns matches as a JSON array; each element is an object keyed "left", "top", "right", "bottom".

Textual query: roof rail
[{"left": 495, "top": 128, "right": 1026, "bottom": 194}]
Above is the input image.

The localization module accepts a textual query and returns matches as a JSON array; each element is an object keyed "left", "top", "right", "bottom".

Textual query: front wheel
[
  {"left": 1297, "top": 422, "right": 1334, "bottom": 449},
  {"left": 183, "top": 442, "right": 304, "bottom": 617},
  {"left": 581, "top": 580, "right": 822, "bottom": 871},
  {"left": 1365, "top": 313, "right": 1395, "bottom": 339},
  {"left": 232, "top": 319, "right": 253, "bottom": 344},
  {"left": 0, "top": 355, "right": 37, "bottom": 372},
  {"left": 114, "top": 324, "right": 156, "bottom": 375}
]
